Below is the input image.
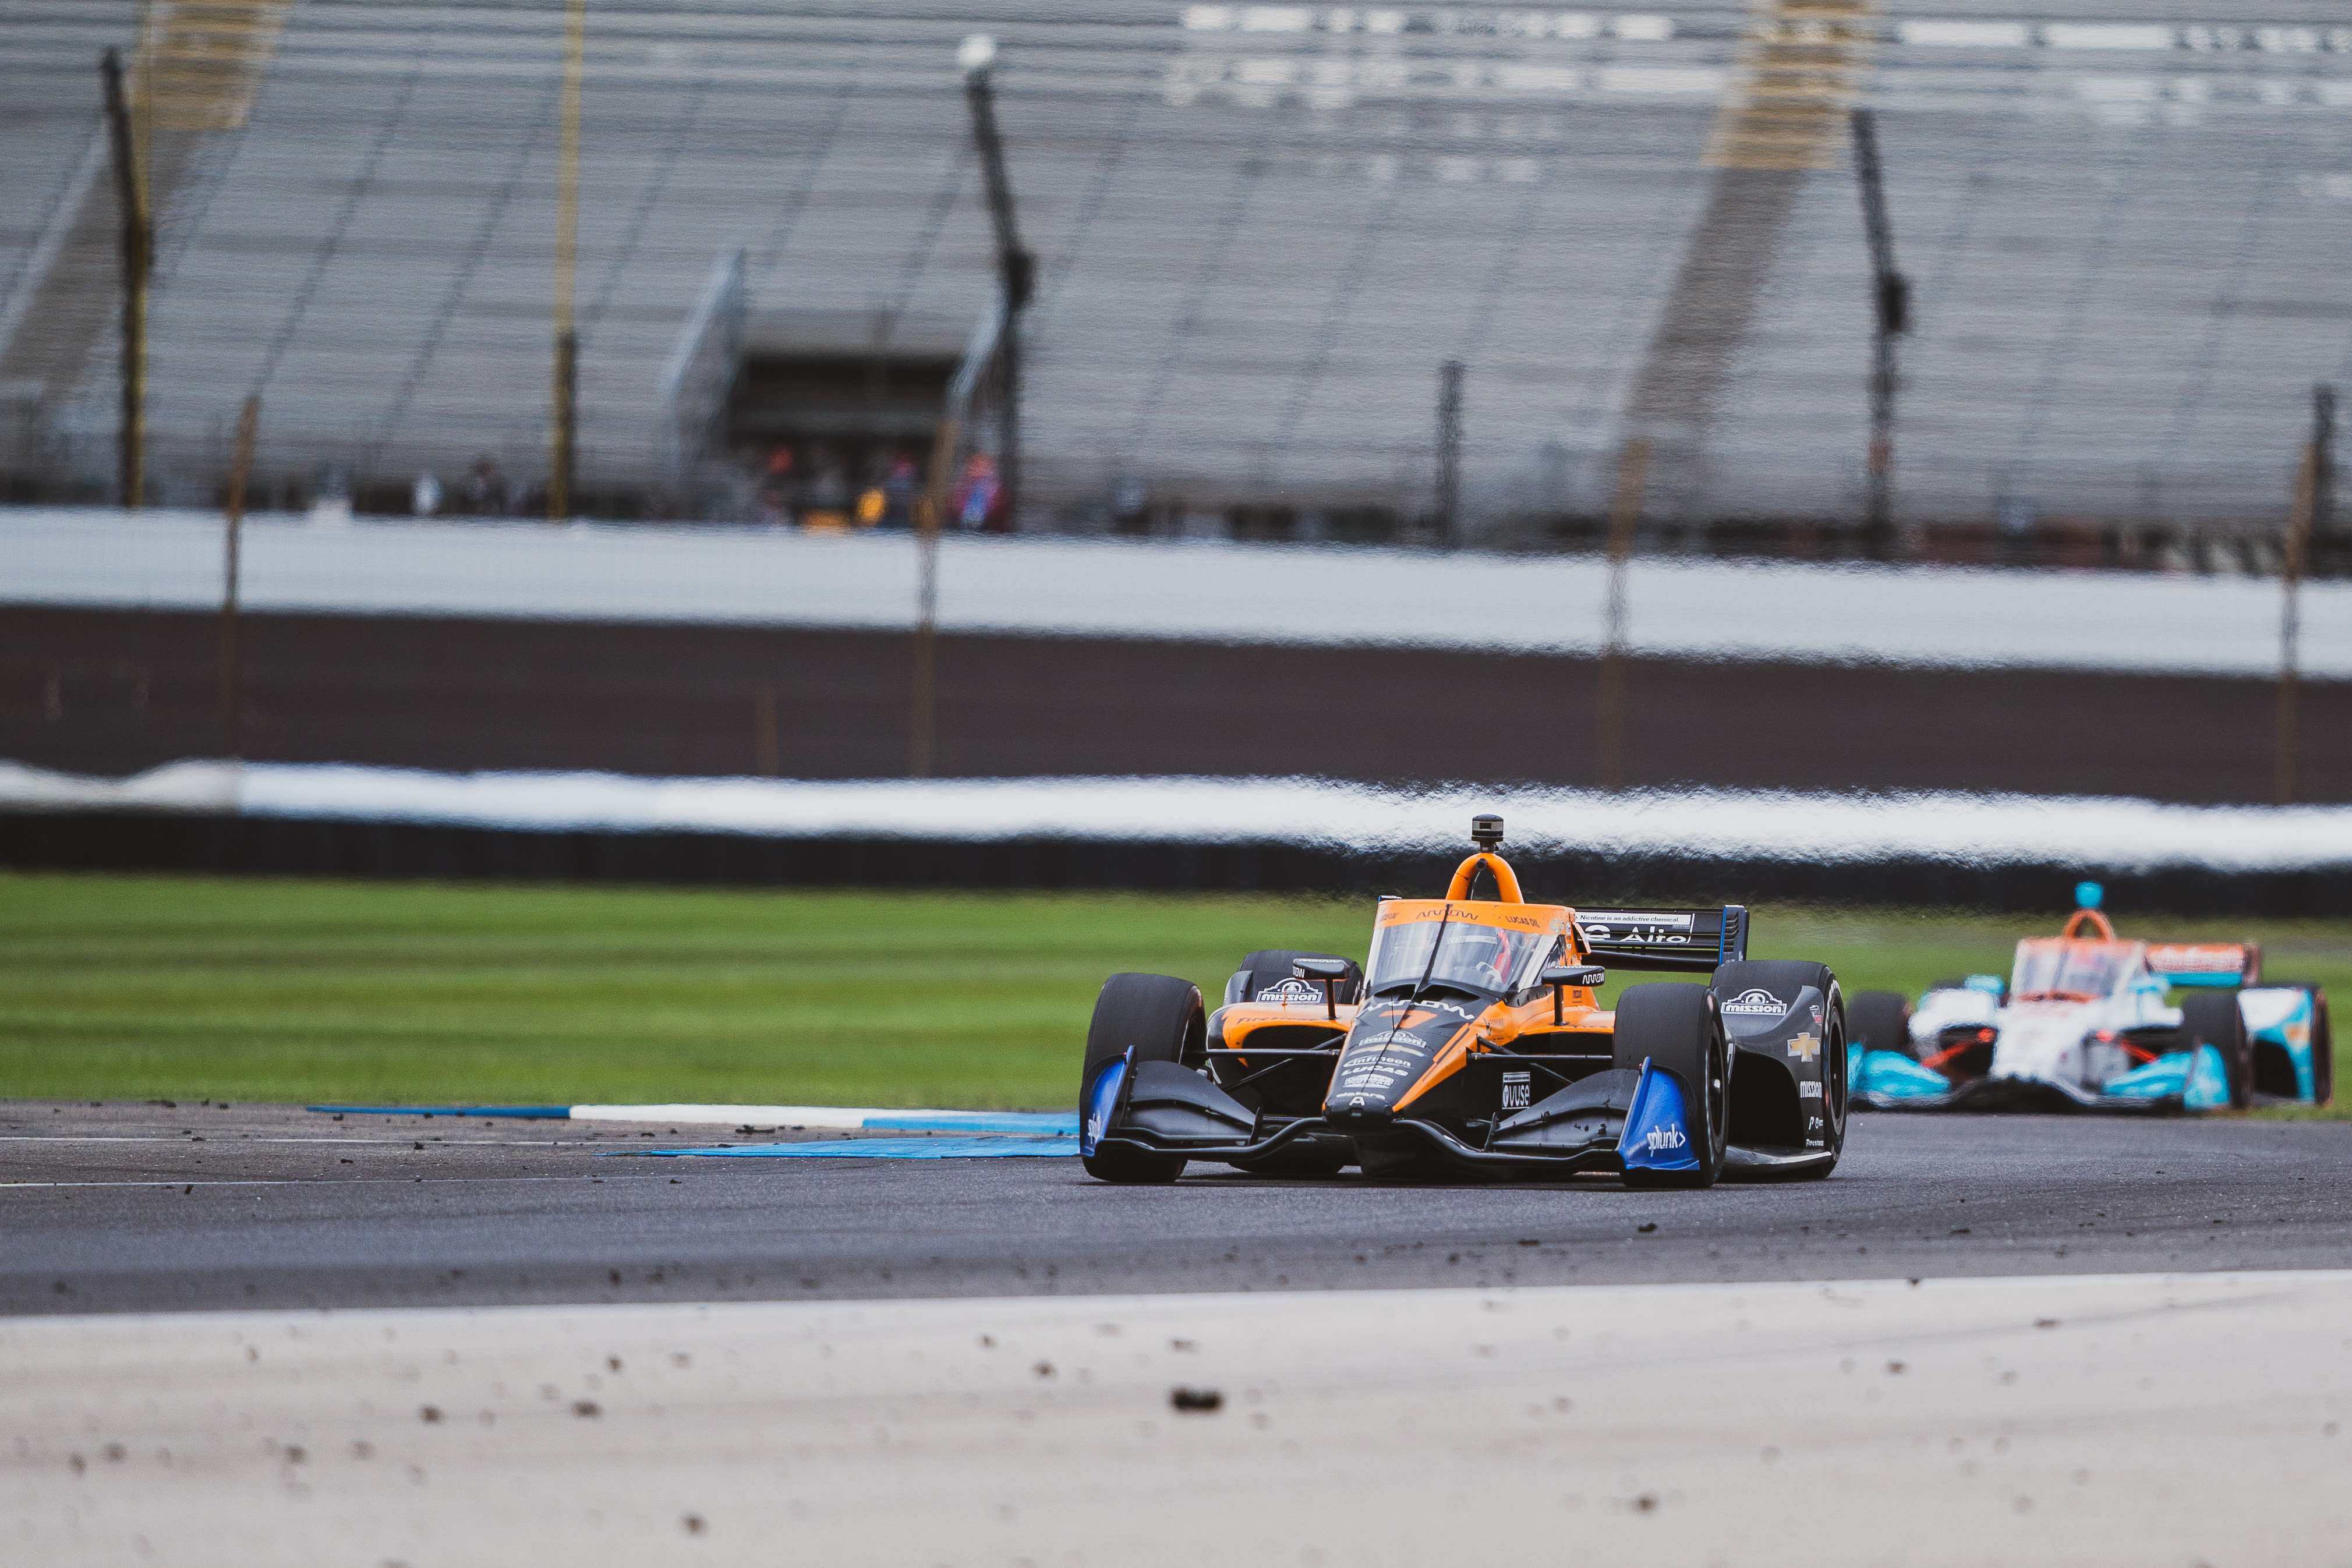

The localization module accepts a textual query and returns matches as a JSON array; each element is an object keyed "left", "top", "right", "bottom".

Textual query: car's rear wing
[
  {"left": 2146, "top": 942, "right": 2261, "bottom": 988},
  {"left": 1574, "top": 905, "right": 1749, "bottom": 974}
]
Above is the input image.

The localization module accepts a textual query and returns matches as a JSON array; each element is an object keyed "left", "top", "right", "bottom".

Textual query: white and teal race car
[{"left": 1846, "top": 885, "right": 2332, "bottom": 1114}]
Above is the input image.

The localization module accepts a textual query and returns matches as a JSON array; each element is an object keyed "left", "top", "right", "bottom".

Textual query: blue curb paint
[
  {"left": 307, "top": 1105, "right": 572, "bottom": 1119},
  {"left": 643, "top": 1135, "right": 1080, "bottom": 1159}
]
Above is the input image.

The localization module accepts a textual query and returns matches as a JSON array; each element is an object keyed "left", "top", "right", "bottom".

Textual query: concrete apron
[{"left": 5, "top": 1270, "right": 2346, "bottom": 1565}]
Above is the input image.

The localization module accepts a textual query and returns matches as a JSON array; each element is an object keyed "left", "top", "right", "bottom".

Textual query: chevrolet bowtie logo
[{"left": 1786, "top": 1032, "right": 1822, "bottom": 1063}]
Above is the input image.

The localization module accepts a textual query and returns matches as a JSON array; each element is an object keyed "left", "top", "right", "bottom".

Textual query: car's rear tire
[
  {"left": 1611, "top": 983, "right": 1727, "bottom": 1190},
  {"left": 2180, "top": 989, "right": 2251, "bottom": 1111},
  {"left": 1847, "top": 990, "right": 1911, "bottom": 1059},
  {"left": 1224, "top": 949, "right": 1363, "bottom": 1008},
  {"left": 1080, "top": 974, "right": 1203, "bottom": 1184},
  {"left": 2311, "top": 989, "right": 2336, "bottom": 1107}
]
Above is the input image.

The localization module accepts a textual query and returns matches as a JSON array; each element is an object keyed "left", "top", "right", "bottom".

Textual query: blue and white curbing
[{"left": 310, "top": 1103, "right": 1079, "bottom": 1152}]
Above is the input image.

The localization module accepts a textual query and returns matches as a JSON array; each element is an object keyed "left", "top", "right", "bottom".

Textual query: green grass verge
[{"left": 2, "top": 872, "right": 2344, "bottom": 1114}]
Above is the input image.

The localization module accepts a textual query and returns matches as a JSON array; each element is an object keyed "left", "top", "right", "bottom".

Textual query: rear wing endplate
[
  {"left": 2146, "top": 942, "right": 2261, "bottom": 988},
  {"left": 1575, "top": 905, "right": 1749, "bottom": 974}
]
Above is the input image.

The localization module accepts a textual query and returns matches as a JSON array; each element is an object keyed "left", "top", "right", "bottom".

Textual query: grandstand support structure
[
  {"left": 655, "top": 249, "right": 746, "bottom": 517},
  {"left": 1620, "top": 0, "right": 1875, "bottom": 522}
]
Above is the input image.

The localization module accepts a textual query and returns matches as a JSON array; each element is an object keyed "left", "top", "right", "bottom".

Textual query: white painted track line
[{"left": 5, "top": 1270, "right": 2346, "bottom": 1565}]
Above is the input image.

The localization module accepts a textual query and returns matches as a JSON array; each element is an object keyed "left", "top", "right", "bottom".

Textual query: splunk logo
[{"left": 1644, "top": 1125, "right": 1686, "bottom": 1152}]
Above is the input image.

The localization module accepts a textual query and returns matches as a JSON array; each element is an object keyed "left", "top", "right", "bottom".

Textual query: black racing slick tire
[
  {"left": 2254, "top": 983, "right": 2333, "bottom": 1106},
  {"left": 1711, "top": 959, "right": 1846, "bottom": 1178},
  {"left": 1226, "top": 950, "right": 1363, "bottom": 1008},
  {"left": 2180, "top": 989, "right": 2252, "bottom": 1111},
  {"left": 2307, "top": 989, "right": 2336, "bottom": 1107},
  {"left": 1611, "top": 983, "right": 1728, "bottom": 1190},
  {"left": 1847, "top": 990, "right": 1911, "bottom": 1059},
  {"left": 1080, "top": 974, "right": 1204, "bottom": 1185}
]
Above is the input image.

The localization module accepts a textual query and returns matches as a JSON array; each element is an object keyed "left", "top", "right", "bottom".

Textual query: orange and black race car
[{"left": 1078, "top": 816, "right": 1849, "bottom": 1187}]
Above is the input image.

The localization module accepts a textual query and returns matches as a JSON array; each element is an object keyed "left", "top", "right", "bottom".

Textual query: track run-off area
[{"left": 6, "top": 1102, "right": 2350, "bottom": 1565}]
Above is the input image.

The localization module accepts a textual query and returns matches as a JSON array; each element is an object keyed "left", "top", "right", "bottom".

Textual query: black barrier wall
[
  {"left": 7, "top": 608, "right": 2350, "bottom": 804},
  {"left": 7, "top": 811, "right": 2352, "bottom": 919}
]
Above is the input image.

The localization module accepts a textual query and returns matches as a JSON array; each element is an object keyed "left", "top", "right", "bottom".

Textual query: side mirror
[
  {"left": 1537, "top": 964, "right": 1605, "bottom": 1025},
  {"left": 1295, "top": 958, "right": 1350, "bottom": 1021}
]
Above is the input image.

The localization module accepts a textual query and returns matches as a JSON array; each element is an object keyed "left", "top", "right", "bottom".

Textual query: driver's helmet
[{"left": 1459, "top": 925, "right": 1515, "bottom": 990}]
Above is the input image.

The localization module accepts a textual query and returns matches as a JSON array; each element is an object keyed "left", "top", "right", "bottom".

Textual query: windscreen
[
  {"left": 1367, "top": 913, "right": 1559, "bottom": 997},
  {"left": 2011, "top": 940, "right": 2135, "bottom": 1002}
]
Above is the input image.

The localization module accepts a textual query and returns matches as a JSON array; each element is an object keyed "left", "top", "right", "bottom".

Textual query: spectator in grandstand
[
  {"left": 880, "top": 452, "right": 920, "bottom": 529},
  {"left": 462, "top": 457, "right": 508, "bottom": 518},
  {"left": 412, "top": 472, "right": 442, "bottom": 517},
  {"left": 802, "top": 449, "right": 853, "bottom": 533},
  {"left": 756, "top": 447, "right": 798, "bottom": 528},
  {"left": 954, "top": 452, "right": 1002, "bottom": 531}
]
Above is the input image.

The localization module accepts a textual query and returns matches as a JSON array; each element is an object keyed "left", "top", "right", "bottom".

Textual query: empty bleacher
[{"left": 3, "top": 0, "right": 2351, "bottom": 538}]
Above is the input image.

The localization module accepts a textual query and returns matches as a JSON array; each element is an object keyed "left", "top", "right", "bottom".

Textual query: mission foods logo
[
  {"left": 1720, "top": 988, "right": 1785, "bottom": 1017},
  {"left": 1256, "top": 978, "right": 1326, "bottom": 1004}
]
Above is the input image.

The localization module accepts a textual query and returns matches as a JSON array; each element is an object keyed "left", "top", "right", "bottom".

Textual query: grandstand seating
[{"left": 3, "top": 0, "right": 2351, "bottom": 537}]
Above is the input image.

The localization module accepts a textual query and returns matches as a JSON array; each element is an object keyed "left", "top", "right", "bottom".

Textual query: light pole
[
  {"left": 550, "top": 0, "right": 586, "bottom": 521},
  {"left": 960, "top": 34, "right": 1032, "bottom": 529},
  {"left": 2277, "top": 384, "right": 2335, "bottom": 805},
  {"left": 1849, "top": 108, "right": 1909, "bottom": 551},
  {"left": 1434, "top": 359, "right": 1464, "bottom": 548},
  {"left": 101, "top": 48, "right": 150, "bottom": 511}
]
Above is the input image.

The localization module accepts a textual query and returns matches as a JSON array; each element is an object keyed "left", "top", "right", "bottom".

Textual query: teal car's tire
[
  {"left": 2180, "top": 990, "right": 2251, "bottom": 1111},
  {"left": 1080, "top": 973, "right": 1202, "bottom": 1184},
  {"left": 1847, "top": 990, "right": 1911, "bottom": 1060},
  {"left": 2250, "top": 982, "right": 2332, "bottom": 1106},
  {"left": 2312, "top": 990, "right": 2335, "bottom": 1107}
]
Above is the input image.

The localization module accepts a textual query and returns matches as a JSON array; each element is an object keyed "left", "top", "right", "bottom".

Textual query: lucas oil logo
[
  {"left": 1720, "top": 988, "right": 1785, "bottom": 1017},
  {"left": 1501, "top": 1071, "right": 1532, "bottom": 1111},
  {"left": 1257, "top": 978, "right": 1326, "bottom": 1004},
  {"left": 1644, "top": 1125, "right": 1686, "bottom": 1152}
]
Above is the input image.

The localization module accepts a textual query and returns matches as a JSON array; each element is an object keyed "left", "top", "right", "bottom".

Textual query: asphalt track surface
[{"left": 7, "top": 1101, "right": 2350, "bottom": 1316}]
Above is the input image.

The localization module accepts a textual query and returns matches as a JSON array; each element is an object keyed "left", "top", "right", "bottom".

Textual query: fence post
[
  {"left": 101, "top": 49, "right": 150, "bottom": 511},
  {"left": 1597, "top": 437, "right": 1651, "bottom": 791},
  {"left": 220, "top": 395, "right": 260, "bottom": 759}
]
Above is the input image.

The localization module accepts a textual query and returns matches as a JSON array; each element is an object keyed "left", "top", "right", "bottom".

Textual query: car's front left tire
[
  {"left": 1611, "top": 983, "right": 1728, "bottom": 1189},
  {"left": 2180, "top": 989, "right": 2251, "bottom": 1111},
  {"left": 1080, "top": 973, "right": 1203, "bottom": 1184}
]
